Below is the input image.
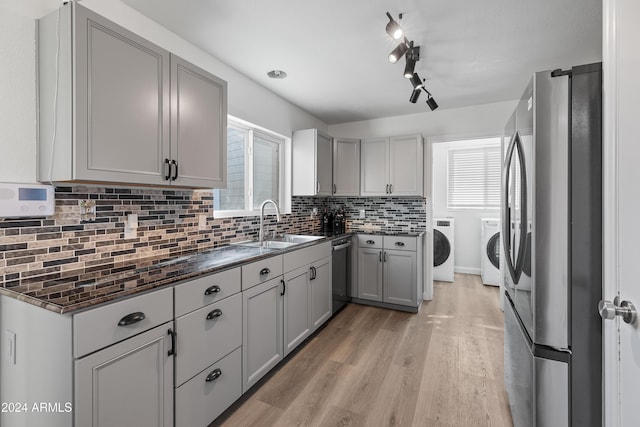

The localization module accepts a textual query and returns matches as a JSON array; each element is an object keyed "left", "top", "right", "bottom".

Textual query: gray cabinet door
[
  {"left": 74, "top": 322, "right": 173, "bottom": 427},
  {"left": 360, "top": 138, "right": 389, "bottom": 196},
  {"left": 358, "top": 248, "right": 383, "bottom": 301},
  {"left": 171, "top": 55, "right": 227, "bottom": 188},
  {"left": 74, "top": 5, "right": 170, "bottom": 185},
  {"left": 310, "top": 257, "right": 332, "bottom": 331},
  {"left": 389, "top": 135, "right": 423, "bottom": 196},
  {"left": 333, "top": 138, "right": 360, "bottom": 196},
  {"left": 316, "top": 131, "right": 333, "bottom": 195},
  {"left": 283, "top": 266, "right": 311, "bottom": 356},
  {"left": 384, "top": 249, "right": 417, "bottom": 306},
  {"left": 242, "top": 276, "right": 284, "bottom": 393}
]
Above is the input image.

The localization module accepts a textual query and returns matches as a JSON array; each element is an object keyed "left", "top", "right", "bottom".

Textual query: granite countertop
[{"left": 0, "top": 229, "right": 420, "bottom": 315}]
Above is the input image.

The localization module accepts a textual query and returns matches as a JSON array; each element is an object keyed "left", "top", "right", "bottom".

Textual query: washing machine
[
  {"left": 481, "top": 218, "right": 500, "bottom": 286},
  {"left": 433, "top": 218, "right": 454, "bottom": 282}
]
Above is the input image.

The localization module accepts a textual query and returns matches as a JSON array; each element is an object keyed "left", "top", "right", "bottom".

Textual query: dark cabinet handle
[
  {"left": 333, "top": 184, "right": 337, "bottom": 194},
  {"left": 389, "top": 184, "right": 393, "bottom": 194},
  {"left": 366, "top": 240, "right": 375, "bottom": 245},
  {"left": 170, "top": 160, "right": 178, "bottom": 181},
  {"left": 204, "top": 285, "right": 221, "bottom": 295},
  {"left": 384, "top": 251, "right": 388, "bottom": 262},
  {"left": 385, "top": 184, "right": 389, "bottom": 194},
  {"left": 206, "top": 308, "right": 223, "bottom": 320},
  {"left": 205, "top": 368, "right": 222, "bottom": 382},
  {"left": 280, "top": 279, "right": 286, "bottom": 296},
  {"left": 164, "top": 159, "right": 171, "bottom": 180},
  {"left": 260, "top": 268, "right": 271, "bottom": 276},
  {"left": 309, "top": 266, "right": 317, "bottom": 280},
  {"left": 379, "top": 251, "right": 382, "bottom": 262},
  {"left": 167, "top": 328, "right": 176, "bottom": 356},
  {"left": 118, "top": 312, "right": 145, "bottom": 326},
  {"left": 395, "top": 241, "right": 405, "bottom": 247}
]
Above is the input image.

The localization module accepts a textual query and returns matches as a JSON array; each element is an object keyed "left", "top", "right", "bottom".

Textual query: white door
[{"left": 603, "top": 0, "right": 640, "bottom": 425}]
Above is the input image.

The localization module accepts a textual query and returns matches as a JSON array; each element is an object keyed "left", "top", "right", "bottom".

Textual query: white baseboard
[{"left": 454, "top": 267, "right": 480, "bottom": 275}]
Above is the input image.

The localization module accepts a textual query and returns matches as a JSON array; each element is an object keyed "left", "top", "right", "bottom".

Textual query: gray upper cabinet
[
  {"left": 332, "top": 138, "right": 361, "bottom": 196},
  {"left": 38, "top": 3, "right": 227, "bottom": 188},
  {"left": 292, "top": 129, "right": 333, "bottom": 196},
  {"left": 360, "top": 135, "right": 424, "bottom": 196},
  {"left": 171, "top": 55, "right": 227, "bottom": 188}
]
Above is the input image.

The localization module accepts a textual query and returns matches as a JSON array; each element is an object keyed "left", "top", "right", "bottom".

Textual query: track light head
[
  {"left": 410, "top": 73, "right": 424, "bottom": 90},
  {"left": 385, "top": 12, "right": 404, "bottom": 40},
  {"left": 388, "top": 40, "right": 409, "bottom": 64},
  {"left": 425, "top": 90, "right": 439, "bottom": 111},
  {"left": 409, "top": 88, "right": 421, "bottom": 103},
  {"left": 403, "top": 45, "right": 420, "bottom": 78}
]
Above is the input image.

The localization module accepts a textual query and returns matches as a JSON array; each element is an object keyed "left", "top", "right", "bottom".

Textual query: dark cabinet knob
[
  {"left": 117, "top": 312, "right": 145, "bottom": 326},
  {"left": 205, "top": 368, "right": 222, "bottom": 382},
  {"left": 206, "top": 309, "right": 223, "bottom": 320},
  {"left": 204, "top": 285, "right": 221, "bottom": 295}
]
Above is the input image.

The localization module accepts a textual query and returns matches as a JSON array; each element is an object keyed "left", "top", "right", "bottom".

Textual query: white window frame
[
  {"left": 445, "top": 137, "right": 501, "bottom": 211},
  {"left": 213, "top": 116, "right": 291, "bottom": 218}
]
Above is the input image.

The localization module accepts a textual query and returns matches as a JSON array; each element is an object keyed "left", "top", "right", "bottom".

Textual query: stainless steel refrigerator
[{"left": 502, "top": 63, "right": 602, "bottom": 427}]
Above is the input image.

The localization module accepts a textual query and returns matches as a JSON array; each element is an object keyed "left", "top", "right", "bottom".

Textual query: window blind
[{"left": 447, "top": 144, "right": 501, "bottom": 209}]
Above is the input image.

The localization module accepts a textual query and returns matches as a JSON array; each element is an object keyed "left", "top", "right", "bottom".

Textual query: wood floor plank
[{"left": 215, "top": 273, "right": 513, "bottom": 427}]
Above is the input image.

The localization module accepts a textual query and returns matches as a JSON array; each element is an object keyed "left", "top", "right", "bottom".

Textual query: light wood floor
[{"left": 212, "top": 273, "right": 513, "bottom": 427}]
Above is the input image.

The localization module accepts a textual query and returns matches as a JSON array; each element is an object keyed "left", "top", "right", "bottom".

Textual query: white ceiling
[{"left": 121, "top": 0, "right": 602, "bottom": 125}]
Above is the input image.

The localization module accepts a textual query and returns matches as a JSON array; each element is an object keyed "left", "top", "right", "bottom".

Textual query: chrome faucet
[{"left": 259, "top": 199, "right": 281, "bottom": 244}]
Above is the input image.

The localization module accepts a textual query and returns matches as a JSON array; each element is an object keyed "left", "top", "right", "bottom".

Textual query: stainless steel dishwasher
[{"left": 331, "top": 235, "right": 352, "bottom": 314}]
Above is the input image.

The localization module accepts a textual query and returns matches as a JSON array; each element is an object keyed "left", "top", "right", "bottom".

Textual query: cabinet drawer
[
  {"left": 175, "top": 293, "right": 242, "bottom": 386},
  {"left": 357, "top": 234, "right": 383, "bottom": 248},
  {"left": 175, "top": 347, "right": 242, "bottom": 427},
  {"left": 284, "top": 241, "right": 331, "bottom": 273},
  {"left": 73, "top": 287, "right": 173, "bottom": 358},
  {"left": 174, "top": 267, "right": 241, "bottom": 317},
  {"left": 384, "top": 235, "right": 417, "bottom": 251},
  {"left": 242, "top": 255, "right": 283, "bottom": 290}
]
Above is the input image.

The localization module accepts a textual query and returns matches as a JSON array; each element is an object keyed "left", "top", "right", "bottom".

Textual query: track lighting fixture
[
  {"left": 403, "top": 44, "right": 420, "bottom": 78},
  {"left": 385, "top": 12, "right": 404, "bottom": 40},
  {"left": 388, "top": 39, "right": 409, "bottom": 64},
  {"left": 409, "top": 88, "right": 421, "bottom": 103},
  {"left": 383, "top": 11, "right": 438, "bottom": 111},
  {"left": 424, "top": 89, "right": 439, "bottom": 111},
  {"left": 410, "top": 73, "right": 424, "bottom": 90}
]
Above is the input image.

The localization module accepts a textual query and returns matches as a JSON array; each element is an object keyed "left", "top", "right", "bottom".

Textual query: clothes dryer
[
  {"left": 481, "top": 218, "right": 500, "bottom": 286},
  {"left": 433, "top": 218, "right": 454, "bottom": 282}
]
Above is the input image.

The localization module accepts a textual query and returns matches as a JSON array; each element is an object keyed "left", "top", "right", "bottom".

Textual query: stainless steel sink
[
  {"left": 280, "top": 234, "right": 324, "bottom": 244},
  {"left": 234, "top": 234, "right": 323, "bottom": 249},
  {"left": 235, "top": 240, "right": 298, "bottom": 249}
]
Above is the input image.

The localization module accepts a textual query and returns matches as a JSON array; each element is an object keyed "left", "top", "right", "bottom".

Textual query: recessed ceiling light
[{"left": 267, "top": 70, "right": 288, "bottom": 79}]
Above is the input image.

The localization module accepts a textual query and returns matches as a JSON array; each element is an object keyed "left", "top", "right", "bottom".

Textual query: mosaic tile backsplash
[{"left": 0, "top": 186, "right": 426, "bottom": 283}]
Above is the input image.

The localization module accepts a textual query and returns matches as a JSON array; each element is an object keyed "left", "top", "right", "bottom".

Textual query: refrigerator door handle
[
  {"left": 513, "top": 132, "right": 528, "bottom": 281},
  {"left": 502, "top": 131, "right": 528, "bottom": 284},
  {"left": 502, "top": 131, "right": 519, "bottom": 283}
]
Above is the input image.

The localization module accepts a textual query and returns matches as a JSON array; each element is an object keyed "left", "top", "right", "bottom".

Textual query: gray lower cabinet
[
  {"left": 283, "top": 266, "right": 312, "bottom": 356},
  {"left": 74, "top": 322, "right": 174, "bottom": 427},
  {"left": 358, "top": 247, "right": 384, "bottom": 301},
  {"left": 242, "top": 276, "right": 284, "bottom": 392},
  {"left": 175, "top": 347, "right": 242, "bottom": 427},
  {"left": 384, "top": 249, "right": 417, "bottom": 306},
  {"left": 356, "top": 234, "right": 423, "bottom": 311},
  {"left": 310, "top": 257, "right": 332, "bottom": 330},
  {"left": 174, "top": 293, "right": 242, "bottom": 386}
]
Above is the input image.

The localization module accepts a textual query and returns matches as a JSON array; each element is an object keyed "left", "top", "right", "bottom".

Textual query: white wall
[
  {"left": 328, "top": 100, "right": 517, "bottom": 140},
  {"left": 0, "top": 0, "right": 327, "bottom": 184},
  {"left": 432, "top": 140, "right": 501, "bottom": 275}
]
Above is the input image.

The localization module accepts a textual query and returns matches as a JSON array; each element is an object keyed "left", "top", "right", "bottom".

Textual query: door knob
[{"left": 599, "top": 297, "right": 637, "bottom": 324}]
